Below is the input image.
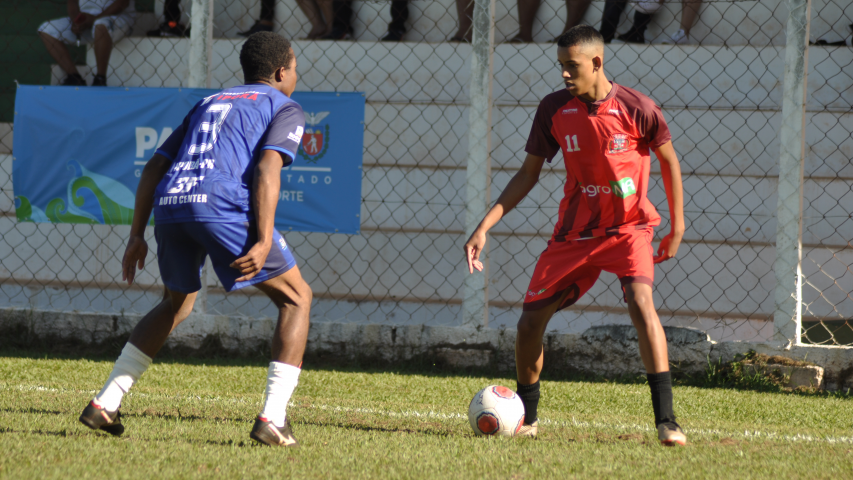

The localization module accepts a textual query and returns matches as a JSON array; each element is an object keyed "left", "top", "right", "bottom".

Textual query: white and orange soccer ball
[{"left": 467, "top": 385, "right": 526, "bottom": 437}]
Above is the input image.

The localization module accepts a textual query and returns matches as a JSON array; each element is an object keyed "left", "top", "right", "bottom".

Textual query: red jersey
[{"left": 525, "top": 82, "right": 671, "bottom": 241}]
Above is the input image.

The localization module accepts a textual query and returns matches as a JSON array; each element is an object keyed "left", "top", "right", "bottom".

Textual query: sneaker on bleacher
[
  {"left": 61, "top": 74, "right": 87, "bottom": 86},
  {"left": 147, "top": 21, "right": 188, "bottom": 38},
  {"left": 667, "top": 29, "right": 688, "bottom": 45}
]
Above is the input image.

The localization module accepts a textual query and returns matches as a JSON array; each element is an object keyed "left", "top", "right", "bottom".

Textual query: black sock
[
  {"left": 516, "top": 380, "right": 540, "bottom": 425},
  {"left": 647, "top": 372, "right": 676, "bottom": 426}
]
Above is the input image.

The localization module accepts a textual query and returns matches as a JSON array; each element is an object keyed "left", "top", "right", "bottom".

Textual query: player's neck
[{"left": 577, "top": 78, "right": 612, "bottom": 103}]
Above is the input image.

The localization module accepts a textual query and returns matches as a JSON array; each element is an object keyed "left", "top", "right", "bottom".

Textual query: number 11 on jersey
[{"left": 565, "top": 135, "right": 580, "bottom": 152}]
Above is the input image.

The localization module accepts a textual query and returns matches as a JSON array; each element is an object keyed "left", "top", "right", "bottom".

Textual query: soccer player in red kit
[{"left": 464, "top": 25, "right": 686, "bottom": 446}]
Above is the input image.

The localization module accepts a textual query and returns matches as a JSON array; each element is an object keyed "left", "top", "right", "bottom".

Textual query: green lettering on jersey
[{"left": 610, "top": 177, "right": 637, "bottom": 198}]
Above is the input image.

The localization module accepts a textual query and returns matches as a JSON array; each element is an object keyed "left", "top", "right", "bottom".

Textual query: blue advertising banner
[{"left": 12, "top": 86, "right": 364, "bottom": 235}]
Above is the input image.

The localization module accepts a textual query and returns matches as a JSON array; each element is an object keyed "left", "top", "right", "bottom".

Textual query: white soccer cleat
[
  {"left": 516, "top": 420, "right": 539, "bottom": 438},
  {"left": 668, "top": 29, "right": 688, "bottom": 45},
  {"left": 657, "top": 422, "right": 687, "bottom": 446}
]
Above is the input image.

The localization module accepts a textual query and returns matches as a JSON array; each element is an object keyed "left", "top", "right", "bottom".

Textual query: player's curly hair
[
  {"left": 556, "top": 25, "right": 604, "bottom": 49},
  {"left": 240, "top": 32, "right": 294, "bottom": 82}
]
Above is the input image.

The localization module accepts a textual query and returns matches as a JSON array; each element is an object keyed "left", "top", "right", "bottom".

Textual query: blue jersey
[{"left": 153, "top": 84, "right": 305, "bottom": 224}]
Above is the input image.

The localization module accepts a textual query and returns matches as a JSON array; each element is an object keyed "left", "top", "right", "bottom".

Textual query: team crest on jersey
[
  {"left": 299, "top": 111, "right": 331, "bottom": 163},
  {"left": 607, "top": 133, "right": 629, "bottom": 154}
]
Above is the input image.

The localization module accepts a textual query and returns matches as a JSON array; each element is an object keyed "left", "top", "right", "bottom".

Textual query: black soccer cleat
[
  {"left": 79, "top": 401, "right": 125, "bottom": 436},
  {"left": 250, "top": 416, "right": 298, "bottom": 447}
]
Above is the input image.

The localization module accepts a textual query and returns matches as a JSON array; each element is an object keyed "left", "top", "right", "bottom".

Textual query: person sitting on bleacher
[
  {"left": 38, "top": 0, "right": 136, "bottom": 86},
  {"left": 146, "top": 0, "right": 276, "bottom": 38},
  {"left": 600, "top": 0, "right": 702, "bottom": 45}
]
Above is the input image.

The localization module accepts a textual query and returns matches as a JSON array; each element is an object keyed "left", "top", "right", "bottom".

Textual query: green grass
[{"left": 1, "top": 352, "right": 852, "bottom": 479}]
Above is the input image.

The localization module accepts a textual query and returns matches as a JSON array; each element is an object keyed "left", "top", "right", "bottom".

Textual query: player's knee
[
  {"left": 516, "top": 314, "right": 546, "bottom": 339},
  {"left": 294, "top": 280, "right": 313, "bottom": 309}
]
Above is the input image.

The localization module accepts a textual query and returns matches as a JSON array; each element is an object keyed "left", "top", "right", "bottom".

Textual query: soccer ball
[{"left": 467, "top": 385, "right": 526, "bottom": 436}]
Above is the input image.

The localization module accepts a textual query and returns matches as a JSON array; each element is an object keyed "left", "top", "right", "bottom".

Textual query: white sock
[
  {"left": 260, "top": 361, "right": 301, "bottom": 428},
  {"left": 94, "top": 343, "right": 152, "bottom": 411}
]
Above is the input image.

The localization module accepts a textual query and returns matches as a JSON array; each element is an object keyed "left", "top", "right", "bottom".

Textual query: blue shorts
[{"left": 155, "top": 222, "right": 297, "bottom": 293}]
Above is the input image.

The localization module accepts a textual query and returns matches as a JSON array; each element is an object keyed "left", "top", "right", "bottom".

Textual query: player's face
[
  {"left": 281, "top": 49, "right": 298, "bottom": 97},
  {"left": 557, "top": 46, "right": 597, "bottom": 97}
]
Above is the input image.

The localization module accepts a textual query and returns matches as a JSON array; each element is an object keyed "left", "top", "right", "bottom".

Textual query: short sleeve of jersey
[
  {"left": 525, "top": 98, "right": 561, "bottom": 162},
  {"left": 155, "top": 108, "right": 193, "bottom": 162},
  {"left": 262, "top": 103, "right": 305, "bottom": 166},
  {"left": 638, "top": 100, "right": 671, "bottom": 149}
]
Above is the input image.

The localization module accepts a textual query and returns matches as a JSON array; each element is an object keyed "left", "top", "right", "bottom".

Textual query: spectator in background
[
  {"left": 148, "top": 0, "right": 276, "bottom": 38},
  {"left": 295, "top": 0, "right": 334, "bottom": 39},
  {"left": 238, "top": 0, "right": 277, "bottom": 36},
  {"left": 38, "top": 0, "right": 136, "bottom": 86},
  {"left": 600, "top": 0, "right": 702, "bottom": 45},
  {"left": 666, "top": 0, "right": 702, "bottom": 44},
  {"left": 147, "top": 0, "right": 188, "bottom": 37},
  {"left": 322, "top": 1, "right": 409, "bottom": 41},
  {"left": 508, "top": 0, "right": 593, "bottom": 43},
  {"left": 449, "top": 0, "right": 473, "bottom": 42}
]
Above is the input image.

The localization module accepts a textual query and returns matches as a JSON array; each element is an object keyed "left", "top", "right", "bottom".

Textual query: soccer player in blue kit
[{"left": 79, "top": 32, "right": 310, "bottom": 447}]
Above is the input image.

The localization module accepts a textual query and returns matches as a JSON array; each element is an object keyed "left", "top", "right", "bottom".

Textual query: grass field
[{"left": 1, "top": 350, "right": 852, "bottom": 479}]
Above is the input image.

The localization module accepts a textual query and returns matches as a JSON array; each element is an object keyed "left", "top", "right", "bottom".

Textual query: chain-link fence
[{"left": 1, "top": 0, "right": 852, "bottom": 346}]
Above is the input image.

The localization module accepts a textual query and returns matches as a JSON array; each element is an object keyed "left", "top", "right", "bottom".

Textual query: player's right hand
[
  {"left": 122, "top": 235, "right": 148, "bottom": 285},
  {"left": 464, "top": 230, "right": 486, "bottom": 274}
]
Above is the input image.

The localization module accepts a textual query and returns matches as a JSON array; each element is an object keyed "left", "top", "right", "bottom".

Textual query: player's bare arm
[
  {"left": 231, "top": 149, "right": 285, "bottom": 282},
  {"left": 464, "top": 153, "right": 547, "bottom": 273},
  {"left": 652, "top": 140, "right": 685, "bottom": 264},
  {"left": 122, "top": 153, "right": 172, "bottom": 285}
]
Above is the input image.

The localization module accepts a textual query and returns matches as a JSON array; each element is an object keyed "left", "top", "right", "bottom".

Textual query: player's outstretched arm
[
  {"left": 464, "top": 153, "right": 546, "bottom": 273},
  {"left": 231, "top": 149, "right": 285, "bottom": 282},
  {"left": 122, "top": 153, "right": 172, "bottom": 285},
  {"left": 652, "top": 141, "right": 685, "bottom": 264}
]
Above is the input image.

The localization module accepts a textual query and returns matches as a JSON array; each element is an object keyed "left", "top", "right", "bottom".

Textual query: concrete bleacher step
[{"left": 98, "top": 39, "right": 853, "bottom": 111}]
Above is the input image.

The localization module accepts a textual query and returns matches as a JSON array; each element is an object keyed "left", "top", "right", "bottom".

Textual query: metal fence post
[
  {"left": 773, "top": 0, "right": 811, "bottom": 346},
  {"left": 187, "top": 0, "right": 214, "bottom": 316},
  {"left": 461, "top": 0, "right": 496, "bottom": 328},
  {"left": 187, "top": 0, "right": 214, "bottom": 89}
]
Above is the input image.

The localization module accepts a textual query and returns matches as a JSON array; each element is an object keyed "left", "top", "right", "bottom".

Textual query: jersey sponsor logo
[
  {"left": 158, "top": 193, "right": 208, "bottom": 205},
  {"left": 580, "top": 178, "right": 637, "bottom": 198},
  {"left": 166, "top": 176, "right": 205, "bottom": 194},
  {"left": 562, "top": 108, "right": 578, "bottom": 114},
  {"left": 287, "top": 126, "right": 304, "bottom": 143},
  {"left": 609, "top": 177, "right": 638, "bottom": 198},
  {"left": 299, "top": 111, "right": 330, "bottom": 163},
  {"left": 607, "top": 133, "right": 629, "bottom": 154},
  {"left": 170, "top": 158, "right": 215, "bottom": 172},
  {"left": 278, "top": 237, "right": 287, "bottom": 250},
  {"left": 608, "top": 109, "right": 622, "bottom": 115},
  {"left": 580, "top": 184, "right": 611, "bottom": 197},
  {"left": 526, "top": 288, "right": 546, "bottom": 297}
]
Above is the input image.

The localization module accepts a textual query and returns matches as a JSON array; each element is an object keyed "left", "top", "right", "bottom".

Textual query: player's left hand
[
  {"left": 653, "top": 231, "right": 682, "bottom": 264},
  {"left": 122, "top": 235, "right": 149, "bottom": 285},
  {"left": 231, "top": 242, "right": 271, "bottom": 282}
]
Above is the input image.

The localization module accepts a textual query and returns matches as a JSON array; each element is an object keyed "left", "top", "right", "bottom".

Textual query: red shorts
[{"left": 523, "top": 229, "right": 655, "bottom": 312}]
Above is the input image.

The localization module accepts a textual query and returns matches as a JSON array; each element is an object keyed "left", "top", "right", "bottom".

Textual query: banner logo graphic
[{"left": 299, "top": 111, "right": 330, "bottom": 163}]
